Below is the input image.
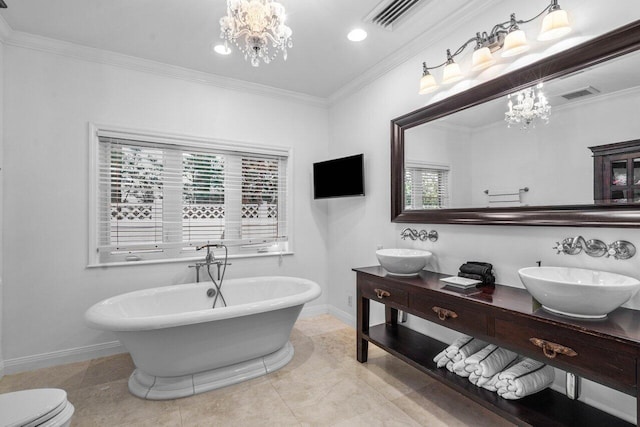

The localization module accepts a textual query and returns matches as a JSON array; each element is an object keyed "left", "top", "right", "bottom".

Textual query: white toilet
[{"left": 0, "top": 388, "right": 74, "bottom": 427}]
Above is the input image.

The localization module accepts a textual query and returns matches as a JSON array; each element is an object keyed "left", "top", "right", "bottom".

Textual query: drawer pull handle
[
  {"left": 374, "top": 288, "right": 391, "bottom": 299},
  {"left": 432, "top": 306, "right": 458, "bottom": 321},
  {"left": 529, "top": 338, "right": 578, "bottom": 359}
]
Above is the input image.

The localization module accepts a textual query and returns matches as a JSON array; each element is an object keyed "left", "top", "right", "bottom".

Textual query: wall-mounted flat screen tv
[{"left": 313, "top": 154, "right": 365, "bottom": 199}]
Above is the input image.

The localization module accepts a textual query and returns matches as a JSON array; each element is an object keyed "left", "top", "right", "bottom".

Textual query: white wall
[
  {"left": 2, "top": 45, "right": 330, "bottom": 369},
  {"left": 328, "top": 0, "right": 640, "bottom": 423},
  {"left": 0, "top": 34, "right": 5, "bottom": 379}
]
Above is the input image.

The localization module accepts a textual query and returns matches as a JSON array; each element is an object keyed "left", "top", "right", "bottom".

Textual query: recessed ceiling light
[
  {"left": 213, "top": 44, "right": 232, "bottom": 55},
  {"left": 347, "top": 29, "right": 367, "bottom": 42}
]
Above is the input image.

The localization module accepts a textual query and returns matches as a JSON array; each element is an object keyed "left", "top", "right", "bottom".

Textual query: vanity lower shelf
[
  {"left": 355, "top": 266, "right": 640, "bottom": 426},
  {"left": 364, "top": 323, "right": 632, "bottom": 427}
]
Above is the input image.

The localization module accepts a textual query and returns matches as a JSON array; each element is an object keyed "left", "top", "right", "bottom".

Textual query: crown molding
[
  {"left": 4, "top": 30, "right": 329, "bottom": 108},
  {"left": 0, "top": 14, "right": 11, "bottom": 43},
  {"left": 327, "top": 0, "right": 502, "bottom": 105}
]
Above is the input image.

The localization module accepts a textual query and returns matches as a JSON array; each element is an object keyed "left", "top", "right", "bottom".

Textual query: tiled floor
[{"left": 0, "top": 315, "right": 514, "bottom": 426}]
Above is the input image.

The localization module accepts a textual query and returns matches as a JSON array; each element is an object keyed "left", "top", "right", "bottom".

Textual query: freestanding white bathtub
[{"left": 85, "top": 276, "right": 321, "bottom": 399}]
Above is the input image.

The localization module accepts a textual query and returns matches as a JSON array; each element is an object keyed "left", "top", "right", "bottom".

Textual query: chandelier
[
  {"left": 219, "top": 0, "right": 293, "bottom": 67},
  {"left": 419, "top": 0, "right": 571, "bottom": 94},
  {"left": 505, "top": 83, "right": 551, "bottom": 130}
]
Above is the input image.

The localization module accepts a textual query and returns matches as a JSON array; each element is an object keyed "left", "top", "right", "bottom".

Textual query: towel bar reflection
[{"left": 484, "top": 187, "right": 529, "bottom": 196}]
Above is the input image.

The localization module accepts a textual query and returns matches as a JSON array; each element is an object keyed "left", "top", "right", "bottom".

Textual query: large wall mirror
[{"left": 391, "top": 21, "right": 640, "bottom": 227}]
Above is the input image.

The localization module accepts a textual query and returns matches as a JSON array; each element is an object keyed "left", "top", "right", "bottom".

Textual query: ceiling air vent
[
  {"left": 365, "top": 0, "right": 427, "bottom": 30},
  {"left": 560, "top": 86, "right": 601, "bottom": 100}
]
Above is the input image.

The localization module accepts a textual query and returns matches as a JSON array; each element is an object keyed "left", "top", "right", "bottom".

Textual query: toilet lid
[{"left": 0, "top": 388, "right": 68, "bottom": 427}]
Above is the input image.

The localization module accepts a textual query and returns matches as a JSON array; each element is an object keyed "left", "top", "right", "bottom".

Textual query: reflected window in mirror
[{"left": 405, "top": 162, "right": 450, "bottom": 210}]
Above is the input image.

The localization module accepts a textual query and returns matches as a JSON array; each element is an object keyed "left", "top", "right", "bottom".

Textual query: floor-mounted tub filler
[{"left": 85, "top": 276, "right": 321, "bottom": 399}]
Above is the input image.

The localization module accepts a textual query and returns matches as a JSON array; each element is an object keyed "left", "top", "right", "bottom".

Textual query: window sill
[{"left": 87, "top": 251, "right": 294, "bottom": 268}]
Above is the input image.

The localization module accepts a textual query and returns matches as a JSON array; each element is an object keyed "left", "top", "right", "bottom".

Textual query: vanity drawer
[
  {"left": 409, "top": 293, "right": 489, "bottom": 337},
  {"left": 494, "top": 316, "right": 636, "bottom": 394},
  {"left": 359, "top": 278, "right": 408, "bottom": 308}
]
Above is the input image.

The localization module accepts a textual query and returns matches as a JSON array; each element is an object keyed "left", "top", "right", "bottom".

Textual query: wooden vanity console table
[{"left": 354, "top": 266, "right": 640, "bottom": 426}]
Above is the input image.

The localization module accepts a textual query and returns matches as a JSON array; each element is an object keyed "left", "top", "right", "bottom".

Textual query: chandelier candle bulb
[
  {"left": 505, "top": 83, "right": 551, "bottom": 130},
  {"left": 220, "top": 0, "right": 293, "bottom": 67}
]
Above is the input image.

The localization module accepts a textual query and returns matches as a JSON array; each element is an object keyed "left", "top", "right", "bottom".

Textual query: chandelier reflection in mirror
[
  {"left": 219, "top": 0, "right": 293, "bottom": 67},
  {"left": 418, "top": 0, "right": 571, "bottom": 95},
  {"left": 505, "top": 83, "right": 551, "bottom": 130}
]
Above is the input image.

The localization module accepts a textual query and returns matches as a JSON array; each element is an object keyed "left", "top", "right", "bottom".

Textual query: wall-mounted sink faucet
[
  {"left": 400, "top": 228, "right": 438, "bottom": 242},
  {"left": 553, "top": 236, "right": 636, "bottom": 260}
]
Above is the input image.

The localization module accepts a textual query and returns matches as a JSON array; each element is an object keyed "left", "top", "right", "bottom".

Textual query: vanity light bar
[{"left": 418, "top": 0, "right": 572, "bottom": 95}]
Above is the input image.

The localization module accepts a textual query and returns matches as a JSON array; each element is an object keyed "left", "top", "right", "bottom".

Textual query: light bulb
[
  {"left": 442, "top": 61, "right": 463, "bottom": 84},
  {"left": 538, "top": 8, "right": 571, "bottom": 41},
  {"left": 471, "top": 47, "right": 496, "bottom": 71},
  {"left": 419, "top": 73, "right": 438, "bottom": 94},
  {"left": 502, "top": 29, "right": 530, "bottom": 57}
]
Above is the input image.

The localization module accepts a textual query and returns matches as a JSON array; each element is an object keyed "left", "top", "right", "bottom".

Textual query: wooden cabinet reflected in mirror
[
  {"left": 591, "top": 140, "right": 640, "bottom": 204},
  {"left": 391, "top": 21, "right": 640, "bottom": 227}
]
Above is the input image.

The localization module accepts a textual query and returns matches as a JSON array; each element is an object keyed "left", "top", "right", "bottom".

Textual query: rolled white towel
[
  {"left": 464, "top": 345, "right": 518, "bottom": 387},
  {"left": 496, "top": 358, "right": 555, "bottom": 399},
  {"left": 433, "top": 335, "right": 473, "bottom": 368},
  {"left": 445, "top": 338, "right": 488, "bottom": 373},
  {"left": 481, "top": 358, "right": 521, "bottom": 391},
  {"left": 479, "top": 371, "right": 500, "bottom": 390},
  {"left": 468, "top": 370, "right": 482, "bottom": 385},
  {"left": 454, "top": 343, "right": 496, "bottom": 379},
  {"left": 463, "top": 344, "right": 497, "bottom": 383}
]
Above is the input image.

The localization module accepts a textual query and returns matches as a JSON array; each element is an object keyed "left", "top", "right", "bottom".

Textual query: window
[
  {"left": 90, "top": 127, "right": 290, "bottom": 264},
  {"left": 405, "top": 162, "right": 450, "bottom": 209}
]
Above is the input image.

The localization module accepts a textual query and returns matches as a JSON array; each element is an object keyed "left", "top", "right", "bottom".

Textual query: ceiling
[{"left": 0, "top": 0, "right": 485, "bottom": 99}]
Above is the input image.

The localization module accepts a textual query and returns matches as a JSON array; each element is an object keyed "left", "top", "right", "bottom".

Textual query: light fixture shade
[
  {"left": 501, "top": 29, "right": 530, "bottom": 57},
  {"left": 442, "top": 62, "right": 463, "bottom": 84},
  {"left": 471, "top": 47, "right": 496, "bottom": 71},
  {"left": 419, "top": 73, "right": 438, "bottom": 94},
  {"left": 538, "top": 9, "right": 571, "bottom": 41}
]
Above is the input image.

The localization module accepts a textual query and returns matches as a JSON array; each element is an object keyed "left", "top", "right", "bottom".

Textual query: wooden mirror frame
[{"left": 391, "top": 20, "right": 640, "bottom": 227}]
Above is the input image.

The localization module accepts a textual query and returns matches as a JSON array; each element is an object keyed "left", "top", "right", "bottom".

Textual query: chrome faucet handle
[
  {"left": 418, "top": 229, "right": 438, "bottom": 242},
  {"left": 606, "top": 240, "right": 636, "bottom": 260},
  {"left": 553, "top": 238, "right": 583, "bottom": 255},
  {"left": 552, "top": 242, "right": 563, "bottom": 254}
]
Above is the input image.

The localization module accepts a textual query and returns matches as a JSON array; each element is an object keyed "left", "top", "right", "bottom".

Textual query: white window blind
[
  {"left": 94, "top": 132, "right": 288, "bottom": 263},
  {"left": 405, "top": 163, "right": 450, "bottom": 209}
]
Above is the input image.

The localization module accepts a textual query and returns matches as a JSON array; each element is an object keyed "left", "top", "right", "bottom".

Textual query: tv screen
[{"left": 313, "top": 154, "right": 365, "bottom": 199}]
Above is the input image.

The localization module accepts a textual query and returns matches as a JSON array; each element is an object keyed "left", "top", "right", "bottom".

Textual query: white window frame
[{"left": 88, "top": 123, "right": 293, "bottom": 266}]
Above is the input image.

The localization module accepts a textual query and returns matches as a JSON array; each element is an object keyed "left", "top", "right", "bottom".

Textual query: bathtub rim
[{"left": 84, "top": 276, "right": 321, "bottom": 332}]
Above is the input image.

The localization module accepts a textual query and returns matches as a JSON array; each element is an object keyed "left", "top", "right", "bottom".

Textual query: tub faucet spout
[{"left": 197, "top": 244, "right": 220, "bottom": 263}]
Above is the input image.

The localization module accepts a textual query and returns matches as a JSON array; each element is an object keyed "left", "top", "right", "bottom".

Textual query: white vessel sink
[
  {"left": 518, "top": 266, "right": 640, "bottom": 319},
  {"left": 376, "top": 248, "right": 432, "bottom": 276}
]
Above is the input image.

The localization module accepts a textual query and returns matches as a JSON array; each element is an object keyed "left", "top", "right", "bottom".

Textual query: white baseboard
[
  {"left": 328, "top": 306, "right": 355, "bottom": 327},
  {"left": 1, "top": 304, "right": 352, "bottom": 375},
  {"left": 299, "top": 303, "right": 330, "bottom": 318},
  {"left": 3, "top": 341, "right": 125, "bottom": 375}
]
